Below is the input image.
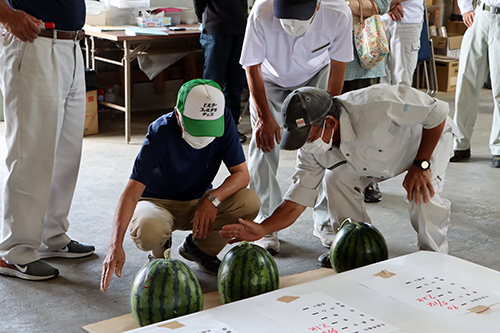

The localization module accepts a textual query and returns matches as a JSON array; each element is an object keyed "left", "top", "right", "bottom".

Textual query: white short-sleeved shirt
[
  {"left": 458, "top": 0, "right": 500, "bottom": 14},
  {"left": 240, "top": 0, "right": 353, "bottom": 87},
  {"left": 381, "top": 0, "right": 423, "bottom": 23},
  {"left": 283, "top": 84, "right": 453, "bottom": 207}
]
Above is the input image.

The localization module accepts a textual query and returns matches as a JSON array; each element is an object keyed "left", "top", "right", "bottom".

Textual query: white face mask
[
  {"left": 280, "top": 17, "right": 312, "bottom": 37},
  {"left": 177, "top": 109, "right": 215, "bottom": 149},
  {"left": 302, "top": 121, "right": 332, "bottom": 155}
]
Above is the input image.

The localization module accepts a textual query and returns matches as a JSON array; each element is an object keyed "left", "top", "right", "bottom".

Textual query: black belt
[
  {"left": 479, "top": 1, "right": 500, "bottom": 14},
  {"left": 38, "top": 29, "right": 85, "bottom": 41}
]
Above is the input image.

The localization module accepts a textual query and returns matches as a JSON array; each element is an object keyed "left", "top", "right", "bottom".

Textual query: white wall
[{"left": 150, "top": 0, "right": 194, "bottom": 8}]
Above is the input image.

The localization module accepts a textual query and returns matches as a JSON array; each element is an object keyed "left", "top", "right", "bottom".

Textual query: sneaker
[
  {"left": 178, "top": 234, "right": 221, "bottom": 275},
  {"left": 317, "top": 252, "right": 332, "bottom": 269},
  {"left": 254, "top": 232, "right": 280, "bottom": 255},
  {"left": 313, "top": 224, "right": 336, "bottom": 248},
  {"left": 0, "top": 258, "right": 59, "bottom": 281},
  {"left": 38, "top": 240, "right": 95, "bottom": 259},
  {"left": 363, "top": 182, "right": 382, "bottom": 203},
  {"left": 148, "top": 236, "right": 172, "bottom": 262}
]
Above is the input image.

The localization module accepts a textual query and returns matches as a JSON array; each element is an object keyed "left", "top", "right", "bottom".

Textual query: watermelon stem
[
  {"left": 340, "top": 218, "right": 362, "bottom": 229},
  {"left": 163, "top": 248, "right": 171, "bottom": 260}
]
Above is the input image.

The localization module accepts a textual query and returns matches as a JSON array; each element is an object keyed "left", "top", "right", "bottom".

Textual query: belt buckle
[{"left": 490, "top": 6, "right": 499, "bottom": 14}]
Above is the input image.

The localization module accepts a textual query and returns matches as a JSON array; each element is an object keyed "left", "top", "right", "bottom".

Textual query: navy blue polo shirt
[
  {"left": 7, "top": 0, "right": 86, "bottom": 31},
  {"left": 131, "top": 108, "right": 245, "bottom": 201}
]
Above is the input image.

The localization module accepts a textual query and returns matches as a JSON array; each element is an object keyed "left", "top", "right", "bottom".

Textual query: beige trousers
[{"left": 129, "top": 188, "right": 260, "bottom": 257}]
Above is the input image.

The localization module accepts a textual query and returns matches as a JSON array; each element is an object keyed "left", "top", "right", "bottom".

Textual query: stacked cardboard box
[{"left": 434, "top": 55, "right": 459, "bottom": 92}]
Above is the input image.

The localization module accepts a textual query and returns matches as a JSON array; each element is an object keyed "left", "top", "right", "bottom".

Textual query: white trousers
[
  {"left": 381, "top": 21, "right": 422, "bottom": 86},
  {"left": 248, "top": 66, "right": 330, "bottom": 225},
  {"left": 323, "top": 123, "right": 454, "bottom": 254},
  {"left": 0, "top": 34, "right": 85, "bottom": 264},
  {"left": 453, "top": 7, "right": 500, "bottom": 155}
]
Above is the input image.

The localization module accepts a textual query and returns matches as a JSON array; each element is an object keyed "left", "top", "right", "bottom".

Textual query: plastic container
[
  {"left": 152, "top": 8, "right": 182, "bottom": 26},
  {"left": 104, "top": 86, "right": 116, "bottom": 103},
  {"left": 178, "top": 7, "right": 198, "bottom": 25},
  {"left": 86, "top": 1, "right": 107, "bottom": 25}
]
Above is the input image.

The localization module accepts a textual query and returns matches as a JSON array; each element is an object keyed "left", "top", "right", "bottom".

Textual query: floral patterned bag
[{"left": 353, "top": 0, "right": 389, "bottom": 70}]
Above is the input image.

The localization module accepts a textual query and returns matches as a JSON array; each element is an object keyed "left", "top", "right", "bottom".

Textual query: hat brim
[
  {"left": 183, "top": 116, "right": 224, "bottom": 137},
  {"left": 280, "top": 124, "right": 312, "bottom": 150},
  {"left": 273, "top": 0, "right": 317, "bottom": 20}
]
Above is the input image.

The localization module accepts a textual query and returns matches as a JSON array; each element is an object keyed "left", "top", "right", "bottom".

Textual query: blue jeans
[{"left": 200, "top": 33, "right": 245, "bottom": 125}]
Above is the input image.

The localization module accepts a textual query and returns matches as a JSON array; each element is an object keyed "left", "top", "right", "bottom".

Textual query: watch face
[{"left": 421, "top": 161, "right": 430, "bottom": 169}]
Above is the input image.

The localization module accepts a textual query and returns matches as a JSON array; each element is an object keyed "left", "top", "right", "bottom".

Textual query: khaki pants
[{"left": 129, "top": 188, "right": 260, "bottom": 257}]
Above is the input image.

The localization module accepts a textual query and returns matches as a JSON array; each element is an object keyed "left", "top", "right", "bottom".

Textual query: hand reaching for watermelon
[{"left": 220, "top": 218, "right": 267, "bottom": 244}]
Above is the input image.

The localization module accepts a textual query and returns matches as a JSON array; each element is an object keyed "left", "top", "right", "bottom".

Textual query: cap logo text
[{"left": 296, "top": 118, "right": 306, "bottom": 127}]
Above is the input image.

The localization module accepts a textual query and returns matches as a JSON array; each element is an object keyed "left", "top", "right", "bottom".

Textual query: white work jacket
[{"left": 284, "top": 84, "right": 454, "bottom": 208}]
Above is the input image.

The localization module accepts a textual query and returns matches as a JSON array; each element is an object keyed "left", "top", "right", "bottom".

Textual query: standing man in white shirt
[
  {"left": 221, "top": 84, "right": 456, "bottom": 265},
  {"left": 381, "top": 0, "right": 424, "bottom": 86},
  {"left": 240, "top": 0, "right": 353, "bottom": 254},
  {"left": 450, "top": 0, "right": 500, "bottom": 167}
]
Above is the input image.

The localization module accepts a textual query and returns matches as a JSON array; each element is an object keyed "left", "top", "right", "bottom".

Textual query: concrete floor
[{"left": 0, "top": 87, "right": 499, "bottom": 333}]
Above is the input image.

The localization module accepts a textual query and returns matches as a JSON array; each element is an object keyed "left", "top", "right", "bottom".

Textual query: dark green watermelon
[
  {"left": 218, "top": 242, "right": 279, "bottom": 304},
  {"left": 330, "top": 218, "right": 388, "bottom": 273},
  {"left": 130, "top": 249, "right": 203, "bottom": 327}
]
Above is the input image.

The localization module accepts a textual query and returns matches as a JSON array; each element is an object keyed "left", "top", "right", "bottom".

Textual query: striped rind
[
  {"left": 218, "top": 242, "right": 279, "bottom": 304},
  {"left": 130, "top": 258, "right": 203, "bottom": 327},
  {"left": 330, "top": 221, "right": 388, "bottom": 273}
]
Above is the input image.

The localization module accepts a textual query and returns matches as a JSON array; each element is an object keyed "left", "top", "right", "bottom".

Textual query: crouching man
[
  {"left": 101, "top": 79, "right": 260, "bottom": 291},
  {"left": 221, "top": 84, "right": 456, "bottom": 265}
]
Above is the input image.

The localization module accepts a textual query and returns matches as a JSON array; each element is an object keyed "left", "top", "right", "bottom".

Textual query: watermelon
[
  {"left": 218, "top": 241, "right": 279, "bottom": 304},
  {"left": 330, "top": 218, "right": 388, "bottom": 273},
  {"left": 130, "top": 249, "right": 203, "bottom": 327}
]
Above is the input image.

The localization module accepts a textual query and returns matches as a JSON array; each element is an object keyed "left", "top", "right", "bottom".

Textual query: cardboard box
[
  {"left": 84, "top": 90, "right": 99, "bottom": 136},
  {"left": 431, "top": 34, "right": 463, "bottom": 58},
  {"left": 447, "top": 20, "right": 468, "bottom": 35},
  {"left": 434, "top": 55, "right": 459, "bottom": 92}
]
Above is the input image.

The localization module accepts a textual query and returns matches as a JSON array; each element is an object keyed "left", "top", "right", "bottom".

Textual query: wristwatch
[
  {"left": 207, "top": 194, "right": 221, "bottom": 208},
  {"left": 413, "top": 159, "right": 431, "bottom": 170}
]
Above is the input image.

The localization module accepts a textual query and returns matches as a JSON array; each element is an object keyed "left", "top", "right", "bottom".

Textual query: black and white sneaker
[
  {"left": 0, "top": 257, "right": 59, "bottom": 281},
  {"left": 39, "top": 240, "right": 95, "bottom": 259}
]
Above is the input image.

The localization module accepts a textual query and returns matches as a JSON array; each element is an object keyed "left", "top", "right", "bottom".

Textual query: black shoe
[
  {"left": 178, "top": 234, "right": 220, "bottom": 275},
  {"left": 0, "top": 258, "right": 59, "bottom": 281},
  {"left": 317, "top": 252, "right": 332, "bottom": 269},
  {"left": 492, "top": 155, "right": 500, "bottom": 168},
  {"left": 450, "top": 148, "right": 471, "bottom": 162},
  {"left": 148, "top": 236, "right": 173, "bottom": 262},
  {"left": 363, "top": 182, "right": 382, "bottom": 203},
  {"left": 238, "top": 131, "right": 247, "bottom": 144},
  {"left": 38, "top": 240, "right": 95, "bottom": 259}
]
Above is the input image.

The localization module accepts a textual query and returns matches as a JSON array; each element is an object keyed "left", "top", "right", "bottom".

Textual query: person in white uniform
[
  {"left": 380, "top": 0, "right": 424, "bottom": 86},
  {"left": 220, "top": 84, "right": 456, "bottom": 265},
  {"left": 241, "top": 0, "right": 353, "bottom": 253},
  {"left": 450, "top": 0, "right": 500, "bottom": 167},
  {"left": 0, "top": 0, "right": 94, "bottom": 281}
]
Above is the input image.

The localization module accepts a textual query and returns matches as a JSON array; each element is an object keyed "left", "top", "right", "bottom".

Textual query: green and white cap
[{"left": 176, "top": 79, "right": 225, "bottom": 137}]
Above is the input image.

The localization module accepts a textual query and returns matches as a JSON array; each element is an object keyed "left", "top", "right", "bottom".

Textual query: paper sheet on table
[
  {"left": 135, "top": 314, "right": 240, "bottom": 333},
  {"left": 360, "top": 266, "right": 500, "bottom": 319},
  {"left": 255, "top": 291, "right": 399, "bottom": 333}
]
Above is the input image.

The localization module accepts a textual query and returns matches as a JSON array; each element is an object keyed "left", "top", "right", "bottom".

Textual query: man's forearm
[
  {"left": 327, "top": 59, "right": 347, "bottom": 96},
  {"left": 260, "top": 200, "right": 306, "bottom": 235},
  {"left": 246, "top": 64, "right": 273, "bottom": 121},
  {"left": 415, "top": 120, "right": 446, "bottom": 162},
  {"left": 209, "top": 163, "right": 250, "bottom": 203}
]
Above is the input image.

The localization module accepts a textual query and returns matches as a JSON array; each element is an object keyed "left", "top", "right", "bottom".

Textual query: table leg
[{"left": 123, "top": 40, "right": 132, "bottom": 144}]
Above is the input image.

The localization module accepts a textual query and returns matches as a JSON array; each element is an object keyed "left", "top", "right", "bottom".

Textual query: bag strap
[{"left": 359, "top": 0, "right": 379, "bottom": 28}]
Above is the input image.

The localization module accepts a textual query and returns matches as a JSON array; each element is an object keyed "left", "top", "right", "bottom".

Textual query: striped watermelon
[
  {"left": 218, "top": 242, "right": 279, "bottom": 304},
  {"left": 130, "top": 249, "right": 203, "bottom": 327},
  {"left": 330, "top": 218, "right": 388, "bottom": 273}
]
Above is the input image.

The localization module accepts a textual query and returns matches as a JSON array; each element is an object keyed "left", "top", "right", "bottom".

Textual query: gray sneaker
[
  {"left": 0, "top": 257, "right": 59, "bottom": 281},
  {"left": 313, "top": 224, "right": 336, "bottom": 248},
  {"left": 254, "top": 232, "right": 280, "bottom": 255},
  {"left": 39, "top": 240, "right": 95, "bottom": 259}
]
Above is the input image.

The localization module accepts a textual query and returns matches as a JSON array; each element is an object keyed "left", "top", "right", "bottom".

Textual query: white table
[{"left": 128, "top": 251, "right": 500, "bottom": 333}]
